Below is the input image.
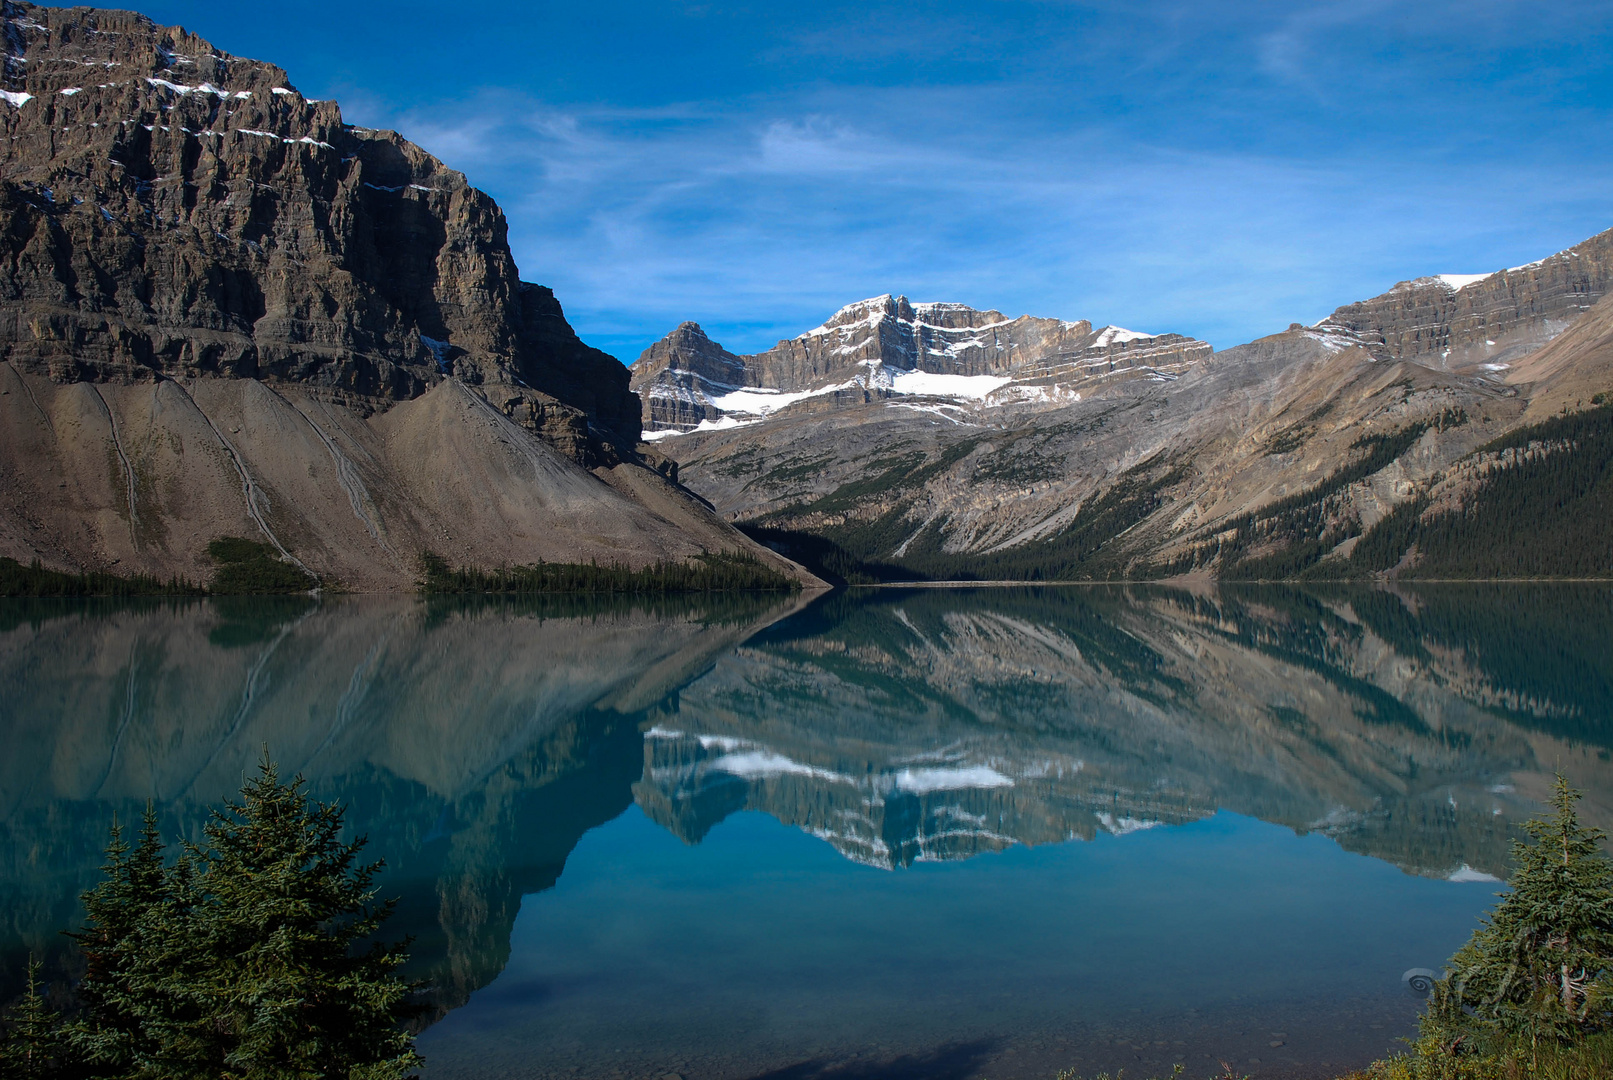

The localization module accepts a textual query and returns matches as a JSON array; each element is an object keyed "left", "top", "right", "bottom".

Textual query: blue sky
[{"left": 122, "top": 0, "right": 1613, "bottom": 362}]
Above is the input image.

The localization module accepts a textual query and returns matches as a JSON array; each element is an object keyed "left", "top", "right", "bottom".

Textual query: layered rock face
[
  {"left": 649, "top": 227, "right": 1613, "bottom": 580},
  {"left": 1315, "top": 226, "right": 1613, "bottom": 372},
  {"left": 631, "top": 293, "right": 1211, "bottom": 432},
  {"left": 0, "top": 2, "right": 812, "bottom": 588},
  {"left": 632, "top": 322, "right": 749, "bottom": 431},
  {"left": 0, "top": 1, "right": 638, "bottom": 447}
]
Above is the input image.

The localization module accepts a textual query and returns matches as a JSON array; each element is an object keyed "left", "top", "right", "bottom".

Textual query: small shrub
[
  {"left": 206, "top": 537, "right": 317, "bottom": 594},
  {"left": 1360, "top": 777, "right": 1613, "bottom": 1080}
]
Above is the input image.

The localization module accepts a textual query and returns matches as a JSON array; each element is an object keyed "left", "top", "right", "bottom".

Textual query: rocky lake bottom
[{"left": 3, "top": 583, "right": 1611, "bottom": 1079}]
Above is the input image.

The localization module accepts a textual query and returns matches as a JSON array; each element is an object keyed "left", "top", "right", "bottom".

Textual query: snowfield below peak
[{"left": 1435, "top": 273, "right": 1495, "bottom": 291}]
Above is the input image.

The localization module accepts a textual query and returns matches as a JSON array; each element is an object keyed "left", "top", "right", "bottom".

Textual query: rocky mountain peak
[
  {"left": 807, "top": 293, "right": 906, "bottom": 333},
  {"left": 631, "top": 294, "right": 1212, "bottom": 435},
  {"left": 0, "top": 0, "right": 640, "bottom": 451},
  {"left": 1314, "top": 227, "right": 1613, "bottom": 373}
]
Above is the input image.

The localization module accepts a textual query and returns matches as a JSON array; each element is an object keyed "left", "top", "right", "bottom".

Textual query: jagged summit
[{"left": 631, "top": 295, "right": 1211, "bottom": 434}]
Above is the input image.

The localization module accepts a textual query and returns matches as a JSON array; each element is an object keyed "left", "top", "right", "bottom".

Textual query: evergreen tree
[
  {"left": 0, "top": 957, "right": 68, "bottom": 1079},
  {"left": 67, "top": 805, "right": 169, "bottom": 1073},
  {"left": 1435, "top": 776, "right": 1613, "bottom": 1044},
  {"left": 133, "top": 756, "right": 422, "bottom": 1079},
  {"left": 60, "top": 759, "right": 422, "bottom": 1080}
]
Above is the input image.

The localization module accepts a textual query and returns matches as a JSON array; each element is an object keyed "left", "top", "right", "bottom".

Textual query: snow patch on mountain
[
  {"left": 1091, "top": 325, "right": 1154, "bottom": 347},
  {"left": 891, "top": 370, "right": 1013, "bottom": 398},
  {"left": 1435, "top": 273, "right": 1494, "bottom": 291}
]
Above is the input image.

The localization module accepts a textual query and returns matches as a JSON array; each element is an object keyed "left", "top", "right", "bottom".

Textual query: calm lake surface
[{"left": 4, "top": 584, "right": 1613, "bottom": 1080}]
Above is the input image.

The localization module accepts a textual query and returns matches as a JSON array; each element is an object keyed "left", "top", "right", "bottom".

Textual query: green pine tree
[
  {"left": 67, "top": 805, "right": 168, "bottom": 1074},
  {"left": 1434, "top": 776, "right": 1613, "bottom": 1046},
  {"left": 0, "top": 956, "right": 68, "bottom": 1079},
  {"left": 63, "top": 758, "right": 422, "bottom": 1080},
  {"left": 145, "top": 756, "right": 421, "bottom": 1079}
]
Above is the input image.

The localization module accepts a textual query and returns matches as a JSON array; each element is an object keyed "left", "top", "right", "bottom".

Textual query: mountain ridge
[
  {"left": 631, "top": 292, "right": 1212, "bottom": 435},
  {"left": 0, "top": 1, "right": 817, "bottom": 590},
  {"left": 638, "top": 227, "right": 1613, "bottom": 582}
]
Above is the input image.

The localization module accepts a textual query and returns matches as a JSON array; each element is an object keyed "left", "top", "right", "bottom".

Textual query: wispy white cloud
[{"left": 324, "top": 1, "right": 1613, "bottom": 363}]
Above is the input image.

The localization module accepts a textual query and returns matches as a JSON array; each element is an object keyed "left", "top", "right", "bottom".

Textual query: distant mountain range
[
  {"left": 631, "top": 296, "right": 1211, "bottom": 433},
  {"left": 633, "top": 229, "right": 1613, "bottom": 581}
]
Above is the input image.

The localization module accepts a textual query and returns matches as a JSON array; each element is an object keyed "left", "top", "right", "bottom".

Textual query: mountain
[
  {"left": 630, "top": 294, "right": 1211, "bottom": 434},
  {"left": 634, "top": 228, "right": 1613, "bottom": 582},
  {"left": 0, "top": 2, "right": 810, "bottom": 590},
  {"left": 1315, "top": 229, "right": 1613, "bottom": 372}
]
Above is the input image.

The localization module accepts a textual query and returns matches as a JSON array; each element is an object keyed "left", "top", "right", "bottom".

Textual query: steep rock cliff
[
  {"left": 1314, "top": 227, "right": 1613, "bottom": 373},
  {"left": 0, "top": 1, "right": 639, "bottom": 445},
  {"left": 0, "top": 2, "right": 812, "bottom": 588}
]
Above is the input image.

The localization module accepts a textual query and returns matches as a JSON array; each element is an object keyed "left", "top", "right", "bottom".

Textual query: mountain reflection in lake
[{"left": 2, "top": 585, "right": 1611, "bottom": 1080}]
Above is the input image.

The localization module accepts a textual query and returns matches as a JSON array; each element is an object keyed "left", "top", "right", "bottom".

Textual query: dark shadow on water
[{"left": 740, "top": 1039, "right": 1002, "bottom": 1080}]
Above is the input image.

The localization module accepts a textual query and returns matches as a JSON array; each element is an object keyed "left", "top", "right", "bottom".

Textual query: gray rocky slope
[
  {"left": 0, "top": 2, "right": 811, "bottom": 589},
  {"left": 639, "top": 227, "right": 1613, "bottom": 579}
]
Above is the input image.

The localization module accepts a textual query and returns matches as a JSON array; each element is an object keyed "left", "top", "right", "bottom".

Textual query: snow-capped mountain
[
  {"left": 630, "top": 294, "right": 1212, "bottom": 436},
  {"left": 642, "top": 226, "right": 1613, "bottom": 583}
]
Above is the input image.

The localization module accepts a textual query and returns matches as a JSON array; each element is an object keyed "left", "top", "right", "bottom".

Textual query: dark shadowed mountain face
[
  {"left": 0, "top": 1, "right": 639, "bottom": 444},
  {"left": 3, "top": 585, "right": 1610, "bottom": 1029},
  {"left": 0, "top": 3, "right": 816, "bottom": 590}
]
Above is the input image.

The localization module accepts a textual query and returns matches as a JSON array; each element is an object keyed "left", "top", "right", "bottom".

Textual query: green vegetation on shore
[
  {"left": 1355, "top": 777, "right": 1613, "bottom": 1080},
  {"left": 0, "top": 537, "right": 316, "bottom": 598},
  {"left": 0, "top": 757, "right": 421, "bottom": 1079},
  {"left": 1350, "top": 403, "right": 1613, "bottom": 579},
  {"left": 205, "top": 536, "right": 319, "bottom": 594},
  {"left": 417, "top": 549, "right": 800, "bottom": 594},
  {"left": 0, "top": 557, "right": 201, "bottom": 598}
]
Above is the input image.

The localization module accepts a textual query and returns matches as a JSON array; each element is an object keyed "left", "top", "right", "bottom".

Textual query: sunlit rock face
[
  {"left": 1314, "top": 228, "right": 1613, "bottom": 373},
  {"left": 630, "top": 295, "right": 1212, "bottom": 434},
  {"left": 644, "top": 229, "right": 1613, "bottom": 581}
]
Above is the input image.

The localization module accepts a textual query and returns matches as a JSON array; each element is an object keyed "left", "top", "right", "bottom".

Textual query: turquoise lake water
[{"left": 3, "top": 585, "right": 1612, "bottom": 1079}]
